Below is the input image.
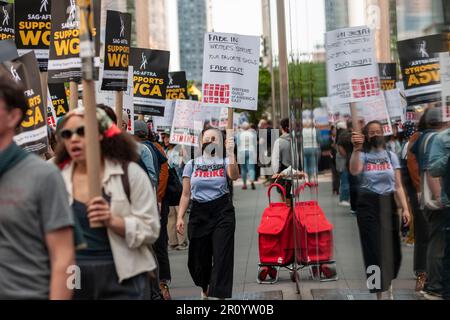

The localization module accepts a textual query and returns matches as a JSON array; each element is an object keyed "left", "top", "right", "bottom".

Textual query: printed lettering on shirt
[
  {"left": 364, "top": 157, "right": 391, "bottom": 172},
  {"left": 193, "top": 164, "right": 225, "bottom": 178}
]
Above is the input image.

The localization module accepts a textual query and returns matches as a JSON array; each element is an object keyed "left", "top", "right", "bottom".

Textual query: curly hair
[{"left": 54, "top": 115, "right": 139, "bottom": 166}]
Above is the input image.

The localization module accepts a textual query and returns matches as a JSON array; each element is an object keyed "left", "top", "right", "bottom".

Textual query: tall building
[
  {"left": 324, "top": 0, "right": 349, "bottom": 31},
  {"left": 177, "top": 0, "right": 213, "bottom": 83},
  {"left": 148, "top": 0, "right": 169, "bottom": 50}
]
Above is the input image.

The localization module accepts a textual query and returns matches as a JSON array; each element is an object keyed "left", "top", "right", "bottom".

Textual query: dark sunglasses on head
[{"left": 59, "top": 126, "right": 85, "bottom": 140}]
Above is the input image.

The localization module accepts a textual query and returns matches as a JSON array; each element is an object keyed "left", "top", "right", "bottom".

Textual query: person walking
[
  {"left": 237, "top": 122, "right": 257, "bottom": 190},
  {"left": 0, "top": 77, "right": 75, "bottom": 300},
  {"left": 176, "top": 128, "right": 239, "bottom": 299},
  {"left": 329, "top": 125, "right": 340, "bottom": 195},
  {"left": 302, "top": 119, "right": 321, "bottom": 182},
  {"left": 54, "top": 107, "right": 160, "bottom": 300},
  {"left": 350, "top": 120, "right": 411, "bottom": 300}
]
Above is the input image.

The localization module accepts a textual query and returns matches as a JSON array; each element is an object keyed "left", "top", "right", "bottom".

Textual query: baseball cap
[{"left": 134, "top": 120, "right": 149, "bottom": 137}]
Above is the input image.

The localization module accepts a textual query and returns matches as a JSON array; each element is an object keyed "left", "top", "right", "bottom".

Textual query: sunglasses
[{"left": 60, "top": 126, "right": 85, "bottom": 140}]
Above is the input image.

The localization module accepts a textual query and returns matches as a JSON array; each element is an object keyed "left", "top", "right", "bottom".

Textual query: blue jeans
[
  {"left": 303, "top": 147, "right": 321, "bottom": 181},
  {"left": 339, "top": 168, "right": 350, "bottom": 202},
  {"left": 240, "top": 151, "right": 256, "bottom": 185}
]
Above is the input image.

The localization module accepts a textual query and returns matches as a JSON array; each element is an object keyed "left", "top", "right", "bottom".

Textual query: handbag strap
[{"left": 268, "top": 183, "right": 286, "bottom": 205}]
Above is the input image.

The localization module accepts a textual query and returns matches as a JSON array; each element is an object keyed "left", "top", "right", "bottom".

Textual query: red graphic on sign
[
  {"left": 203, "top": 84, "right": 230, "bottom": 104},
  {"left": 352, "top": 77, "right": 380, "bottom": 98}
]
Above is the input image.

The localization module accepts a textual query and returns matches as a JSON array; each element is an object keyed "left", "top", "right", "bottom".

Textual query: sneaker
[
  {"left": 242, "top": 185, "right": 247, "bottom": 190},
  {"left": 251, "top": 182, "right": 256, "bottom": 190},
  {"left": 349, "top": 210, "right": 357, "bottom": 216},
  {"left": 159, "top": 282, "right": 172, "bottom": 300},
  {"left": 176, "top": 243, "right": 189, "bottom": 251},
  {"left": 339, "top": 201, "right": 351, "bottom": 207},
  {"left": 387, "top": 285, "right": 394, "bottom": 300},
  {"left": 415, "top": 273, "right": 426, "bottom": 292},
  {"left": 201, "top": 290, "right": 208, "bottom": 300}
]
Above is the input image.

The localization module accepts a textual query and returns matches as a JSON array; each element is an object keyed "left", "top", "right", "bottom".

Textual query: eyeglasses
[{"left": 59, "top": 126, "right": 85, "bottom": 140}]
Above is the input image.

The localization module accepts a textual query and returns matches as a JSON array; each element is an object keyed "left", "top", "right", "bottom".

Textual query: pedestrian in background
[
  {"left": 302, "top": 119, "right": 321, "bottom": 182},
  {"left": 237, "top": 122, "right": 257, "bottom": 190}
]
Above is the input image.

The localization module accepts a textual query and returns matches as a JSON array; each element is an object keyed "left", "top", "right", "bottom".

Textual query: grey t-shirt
[
  {"left": 0, "top": 155, "right": 74, "bottom": 299},
  {"left": 183, "top": 156, "right": 230, "bottom": 203},
  {"left": 359, "top": 150, "right": 401, "bottom": 195}
]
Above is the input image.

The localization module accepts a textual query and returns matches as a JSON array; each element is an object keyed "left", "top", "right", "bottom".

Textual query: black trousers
[
  {"left": 401, "top": 165, "right": 429, "bottom": 273},
  {"left": 153, "top": 198, "right": 171, "bottom": 282},
  {"left": 349, "top": 173, "right": 360, "bottom": 212},
  {"left": 357, "top": 191, "right": 402, "bottom": 293},
  {"left": 188, "top": 194, "right": 236, "bottom": 299},
  {"left": 443, "top": 210, "right": 450, "bottom": 300},
  {"left": 73, "top": 261, "right": 150, "bottom": 300}
]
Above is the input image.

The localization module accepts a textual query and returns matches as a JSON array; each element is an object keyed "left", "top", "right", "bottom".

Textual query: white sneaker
[
  {"left": 387, "top": 285, "right": 394, "bottom": 300},
  {"left": 423, "top": 292, "right": 443, "bottom": 300},
  {"left": 339, "top": 201, "right": 351, "bottom": 207},
  {"left": 201, "top": 291, "right": 208, "bottom": 300}
]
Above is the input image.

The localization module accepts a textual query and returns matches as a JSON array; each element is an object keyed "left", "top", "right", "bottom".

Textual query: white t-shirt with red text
[{"left": 183, "top": 156, "right": 230, "bottom": 203}]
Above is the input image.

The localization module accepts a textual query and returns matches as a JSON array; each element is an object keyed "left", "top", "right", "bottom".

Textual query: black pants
[
  {"left": 357, "top": 191, "right": 402, "bottom": 293},
  {"left": 153, "top": 198, "right": 171, "bottom": 282},
  {"left": 188, "top": 194, "right": 236, "bottom": 299},
  {"left": 443, "top": 209, "right": 450, "bottom": 300},
  {"left": 349, "top": 173, "right": 360, "bottom": 212},
  {"left": 73, "top": 261, "right": 150, "bottom": 300},
  {"left": 401, "top": 165, "right": 429, "bottom": 273},
  {"left": 424, "top": 208, "right": 447, "bottom": 294},
  {"left": 330, "top": 157, "right": 340, "bottom": 194}
]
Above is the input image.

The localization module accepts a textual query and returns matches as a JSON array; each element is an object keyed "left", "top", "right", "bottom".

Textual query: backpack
[
  {"left": 142, "top": 141, "right": 168, "bottom": 186},
  {"left": 165, "top": 166, "right": 183, "bottom": 206}
]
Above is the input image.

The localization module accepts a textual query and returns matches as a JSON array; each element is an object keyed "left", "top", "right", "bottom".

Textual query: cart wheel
[
  {"left": 258, "top": 266, "right": 269, "bottom": 282},
  {"left": 320, "top": 264, "right": 337, "bottom": 279},
  {"left": 268, "top": 267, "right": 278, "bottom": 280}
]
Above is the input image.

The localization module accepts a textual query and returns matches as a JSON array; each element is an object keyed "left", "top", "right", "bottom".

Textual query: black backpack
[{"left": 165, "top": 167, "right": 183, "bottom": 206}]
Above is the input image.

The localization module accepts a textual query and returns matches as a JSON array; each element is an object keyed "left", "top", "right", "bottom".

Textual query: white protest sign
[
  {"left": 154, "top": 100, "right": 176, "bottom": 132},
  {"left": 47, "top": 90, "right": 57, "bottom": 129},
  {"left": 202, "top": 32, "right": 260, "bottom": 111},
  {"left": 355, "top": 95, "right": 393, "bottom": 135},
  {"left": 170, "top": 100, "right": 204, "bottom": 146},
  {"left": 440, "top": 52, "right": 450, "bottom": 122},
  {"left": 384, "top": 89, "right": 406, "bottom": 127},
  {"left": 325, "top": 26, "right": 381, "bottom": 108}
]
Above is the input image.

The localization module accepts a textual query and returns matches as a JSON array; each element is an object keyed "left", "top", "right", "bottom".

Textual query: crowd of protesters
[{"left": 1, "top": 74, "right": 450, "bottom": 301}]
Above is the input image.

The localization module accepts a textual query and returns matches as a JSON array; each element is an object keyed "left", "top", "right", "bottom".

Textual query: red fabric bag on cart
[
  {"left": 293, "top": 183, "right": 334, "bottom": 265},
  {"left": 257, "top": 183, "right": 294, "bottom": 266}
]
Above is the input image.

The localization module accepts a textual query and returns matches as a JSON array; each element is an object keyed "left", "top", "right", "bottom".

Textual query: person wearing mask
[
  {"left": 350, "top": 120, "right": 411, "bottom": 300},
  {"left": 176, "top": 128, "right": 239, "bottom": 299},
  {"left": 237, "top": 122, "right": 257, "bottom": 190},
  {"left": 54, "top": 107, "right": 160, "bottom": 299},
  {"left": 0, "top": 77, "right": 75, "bottom": 300},
  {"left": 429, "top": 123, "right": 450, "bottom": 301},
  {"left": 302, "top": 119, "right": 321, "bottom": 182},
  {"left": 411, "top": 107, "right": 447, "bottom": 300}
]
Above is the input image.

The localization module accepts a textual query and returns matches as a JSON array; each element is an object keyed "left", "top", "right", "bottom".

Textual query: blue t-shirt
[
  {"left": 359, "top": 150, "right": 400, "bottom": 195},
  {"left": 183, "top": 156, "right": 230, "bottom": 203}
]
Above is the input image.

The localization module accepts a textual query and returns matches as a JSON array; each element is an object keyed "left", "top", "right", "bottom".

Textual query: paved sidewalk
[{"left": 168, "top": 173, "right": 417, "bottom": 300}]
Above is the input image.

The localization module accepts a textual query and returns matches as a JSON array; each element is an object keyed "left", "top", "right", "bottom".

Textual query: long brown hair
[{"left": 54, "top": 115, "right": 139, "bottom": 166}]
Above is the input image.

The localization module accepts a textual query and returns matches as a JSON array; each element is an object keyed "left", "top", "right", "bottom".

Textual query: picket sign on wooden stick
[
  {"left": 79, "top": 0, "right": 102, "bottom": 228},
  {"left": 115, "top": 91, "right": 123, "bottom": 128},
  {"left": 69, "top": 81, "right": 78, "bottom": 110},
  {"left": 350, "top": 103, "right": 362, "bottom": 133}
]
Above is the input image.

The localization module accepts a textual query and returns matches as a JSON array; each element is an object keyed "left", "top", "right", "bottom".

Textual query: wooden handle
[
  {"left": 350, "top": 102, "right": 362, "bottom": 133},
  {"left": 82, "top": 80, "right": 103, "bottom": 228},
  {"left": 69, "top": 81, "right": 78, "bottom": 111},
  {"left": 115, "top": 91, "right": 123, "bottom": 129}
]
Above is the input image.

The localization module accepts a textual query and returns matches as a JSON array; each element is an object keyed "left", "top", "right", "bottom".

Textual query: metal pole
[{"left": 276, "top": 0, "right": 289, "bottom": 121}]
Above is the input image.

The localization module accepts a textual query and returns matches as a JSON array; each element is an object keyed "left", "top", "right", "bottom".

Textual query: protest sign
[
  {"left": 96, "top": 66, "right": 134, "bottom": 134},
  {"left": 101, "top": 10, "right": 131, "bottom": 91},
  {"left": 0, "top": 1, "right": 14, "bottom": 40},
  {"left": 440, "top": 52, "right": 450, "bottom": 123},
  {"left": 384, "top": 88, "right": 406, "bottom": 127},
  {"left": 355, "top": 95, "right": 393, "bottom": 135},
  {"left": 48, "top": 0, "right": 101, "bottom": 83},
  {"left": 202, "top": 32, "right": 260, "bottom": 111},
  {"left": 153, "top": 100, "right": 175, "bottom": 133},
  {"left": 326, "top": 26, "right": 381, "bottom": 108},
  {"left": 170, "top": 100, "right": 204, "bottom": 147},
  {"left": 166, "top": 71, "right": 187, "bottom": 100},
  {"left": 398, "top": 34, "right": 443, "bottom": 106},
  {"left": 129, "top": 47, "right": 170, "bottom": 116},
  {"left": 1, "top": 51, "right": 48, "bottom": 153},
  {"left": 14, "top": 0, "right": 51, "bottom": 72},
  {"left": 379, "top": 63, "right": 397, "bottom": 91},
  {"left": 46, "top": 90, "right": 57, "bottom": 129},
  {"left": 48, "top": 83, "right": 69, "bottom": 120}
]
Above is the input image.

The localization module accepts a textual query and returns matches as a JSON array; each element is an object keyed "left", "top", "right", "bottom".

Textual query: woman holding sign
[
  {"left": 350, "top": 120, "right": 411, "bottom": 300},
  {"left": 54, "top": 108, "right": 160, "bottom": 300},
  {"left": 176, "top": 128, "right": 239, "bottom": 299}
]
